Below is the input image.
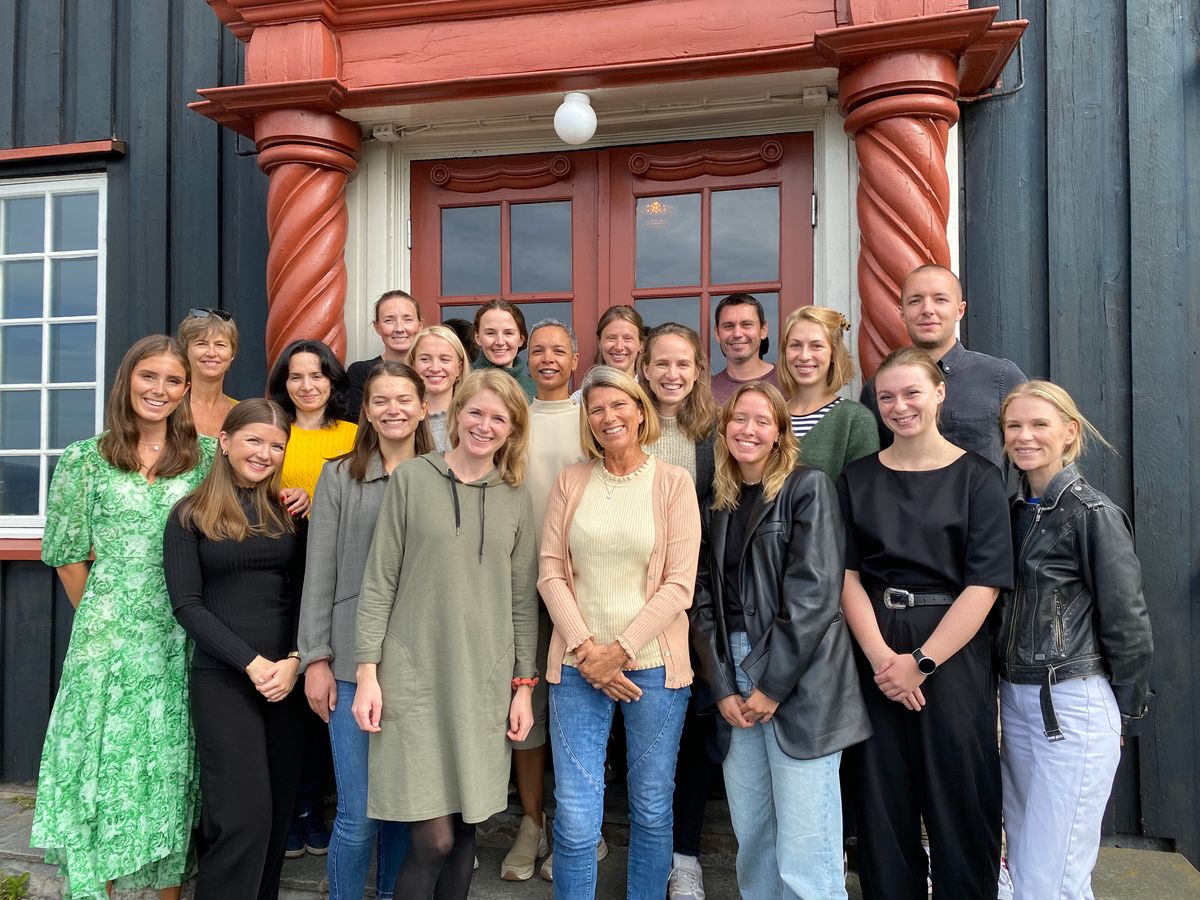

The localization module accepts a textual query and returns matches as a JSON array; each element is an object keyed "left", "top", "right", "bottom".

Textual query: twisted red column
[
  {"left": 839, "top": 54, "right": 961, "bottom": 378},
  {"left": 256, "top": 111, "right": 361, "bottom": 365}
]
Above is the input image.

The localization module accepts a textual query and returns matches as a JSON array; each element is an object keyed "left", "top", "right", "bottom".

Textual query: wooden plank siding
[
  {"left": 963, "top": 0, "right": 1200, "bottom": 861},
  {"left": 0, "top": 3, "right": 270, "bottom": 781}
]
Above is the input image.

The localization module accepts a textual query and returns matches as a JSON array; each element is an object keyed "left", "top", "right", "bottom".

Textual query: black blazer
[{"left": 690, "top": 466, "right": 871, "bottom": 761}]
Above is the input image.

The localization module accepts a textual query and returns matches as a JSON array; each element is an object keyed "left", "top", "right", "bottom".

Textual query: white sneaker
[
  {"left": 668, "top": 852, "right": 705, "bottom": 899},
  {"left": 997, "top": 856, "right": 1014, "bottom": 900},
  {"left": 538, "top": 834, "right": 609, "bottom": 882},
  {"left": 924, "top": 845, "right": 932, "bottom": 896}
]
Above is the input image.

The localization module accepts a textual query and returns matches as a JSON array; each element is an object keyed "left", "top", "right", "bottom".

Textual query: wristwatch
[{"left": 912, "top": 648, "right": 938, "bottom": 676}]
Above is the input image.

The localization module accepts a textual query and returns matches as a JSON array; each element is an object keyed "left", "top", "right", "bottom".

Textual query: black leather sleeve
[{"left": 689, "top": 505, "right": 736, "bottom": 712}]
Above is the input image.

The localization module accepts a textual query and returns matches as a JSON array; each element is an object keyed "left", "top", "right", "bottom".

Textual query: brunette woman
[
  {"left": 298, "top": 362, "right": 434, "bottom": 900},
  {"left": 346, "top": 290, "right": 423, "bottom": 419},
  {"left": 408, "top": 324, "right": 470, "bottom": 451},
  {"left": 778, "top": 306, "right": 878, "bottom": 479},
  {"left": 472, "top": 298, "right": 537, "bottom": 399},
  {"left": 691, "top": 383, "right": 869, "bottom": 899},
  {"left": 33, "top": 335, "right": 214, "bottom": 900},
  {"left": 837, "top": 347, "right": 1013, "bottom": 900},
  {"left": 178, "top": 308, "right": 239, "bottom": 437},
  {"left": 637, "top": 322, "right": 718, "bottom": 898},
  {"left": 997, "top": 381, "right": 1152, "bottom": 899},
  {"left": 571, "top": 305, "right": 646, "bottom": 403},
  {"left": 164, "top": 399, "right": 307, "bottom": 900},
  {"left": 539, "top": 366, "right": 701, "bottom": 900},
  {"left": 354, "top": 369, "right": 538, "bottom": 899}
]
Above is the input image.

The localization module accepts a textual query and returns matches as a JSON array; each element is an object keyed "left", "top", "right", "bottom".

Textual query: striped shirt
[{"left": 790, "top": 397, "right": 842, "bottom": 441}]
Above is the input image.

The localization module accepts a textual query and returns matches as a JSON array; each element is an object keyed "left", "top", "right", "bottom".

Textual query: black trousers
[
  {"left": 671, "top": 695, "right": 720, "bottom": 857},
  {"left": 846, "top": 605, "right": 1001, "bottom": 900},
  {"left": 191, "top": 666, "right": 307, "bottom": 900}
]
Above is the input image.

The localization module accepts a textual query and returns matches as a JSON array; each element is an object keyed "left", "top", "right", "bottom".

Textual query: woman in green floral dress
[{"left": 32, "top": 335, "right": 216, "bottom": 900}]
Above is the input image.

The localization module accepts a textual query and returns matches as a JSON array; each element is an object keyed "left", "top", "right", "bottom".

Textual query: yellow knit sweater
[{"left": 281, "top": 420, "right": 358, "bottom": 498}]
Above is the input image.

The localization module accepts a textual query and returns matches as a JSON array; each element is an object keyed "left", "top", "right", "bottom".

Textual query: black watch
[{"left": 912, "top": 648, "right": 938, "bottom": 676}]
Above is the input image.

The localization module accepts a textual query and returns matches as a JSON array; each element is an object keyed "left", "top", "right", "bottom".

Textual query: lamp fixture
[{"left": 553, "top": 92, "right": 597, "bottom": 145}]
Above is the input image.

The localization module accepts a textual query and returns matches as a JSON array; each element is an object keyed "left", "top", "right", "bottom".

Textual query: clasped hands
[
  {"left": 716, "top": 689, "right": 780, "bottom": 729},
  {"left": 872, "top": 649, "right": 926, "bottom": 711},
  {"left": 575, "top": 638, "right": 642, "bottom": 702},
  {"left": 245, "top": 654, "right": 300, "bottom": 702}
]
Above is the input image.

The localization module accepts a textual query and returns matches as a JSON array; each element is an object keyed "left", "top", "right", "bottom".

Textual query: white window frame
[{"left": 0, "top": 173, "right": 107, "bottom": 537}]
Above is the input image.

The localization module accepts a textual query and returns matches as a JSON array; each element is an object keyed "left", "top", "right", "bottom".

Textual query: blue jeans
[
  {"left": 723, "top": 631, "right": 846, "bottom": 900},
  {"left": 327, "top": 679, "right": 408, "bottom": 900},
  {"left": 550, "top": 665, "right": 689, "bottom": 900}
]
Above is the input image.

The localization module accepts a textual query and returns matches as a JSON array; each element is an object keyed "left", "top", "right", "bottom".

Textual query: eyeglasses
[{"left": 188, "top": 308, "right": 234, "bottom": 322}]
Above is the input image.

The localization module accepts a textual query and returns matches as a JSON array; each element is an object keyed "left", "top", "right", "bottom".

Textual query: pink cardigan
[{"left": 538, "top": 458, "right": 701, "bottom": 688}]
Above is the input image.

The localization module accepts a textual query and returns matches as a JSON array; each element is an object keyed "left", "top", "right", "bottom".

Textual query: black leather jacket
[
  {"left": 690, "top": 466, "right": 871, "bottom": 760},
  {"left": 996, "top": 464, "right": 1153, "bottom": 736}
]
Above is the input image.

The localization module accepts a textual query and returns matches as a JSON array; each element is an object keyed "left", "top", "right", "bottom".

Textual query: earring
[{"left": 221, "top": 449, "right": 228, "bottom": 456}]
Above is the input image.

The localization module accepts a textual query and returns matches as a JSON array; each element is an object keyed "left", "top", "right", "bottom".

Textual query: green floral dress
[{"left": 32, "top": 435, "right": 215, "bottom": 900}]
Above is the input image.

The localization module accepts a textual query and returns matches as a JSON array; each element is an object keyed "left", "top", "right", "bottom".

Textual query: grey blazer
[{"left": 298, "top": 453, "right": 389, "bottom": 681}]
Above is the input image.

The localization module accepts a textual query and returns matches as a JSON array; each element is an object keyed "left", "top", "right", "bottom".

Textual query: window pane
[
  {"left": 1, "top": 324, "right": 42, "bottom": 383},
  {"left": 0, "top": 390, "right": 41, "bottom": 449},
  {"left": 51, "top": 258, "right": 98, "bottom": 316},
  {"left": 510, "top": 201, "right": 572, "bottom": 294},
  {"left": 441, "top": 206, "right": 500, "bottom": 296},
  {"left": 53, "top": 192, "right": 100, "bottom": 251},
  {"left": 635, "top": 297, "right": 701, "bottom": 337},
  {"left": 50, "top": 389, "right": 95, "bottom": 448},
  {"left": 710, "top": 187, "right": 780, "bottom": 285},
  {"left": 50, "top": 323, "right": 96, "bottom": 383},
  {"left": 2, "top": 260, "right": 44, "bottom": 319},
  {"left": 710, "top": 291, "right": 779, "bottom": 366},
  {"left": 0, "top": 456, "right": 41, "bottom": 515},
  {"left": 3, "top": 196, "right": 44, "bottom": 254},
  {"left": 636, "top": 194, "right": 700, "bottom": 289}
]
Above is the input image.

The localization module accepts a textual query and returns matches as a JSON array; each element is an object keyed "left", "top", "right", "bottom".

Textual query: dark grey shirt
[{"left": 860, "top": 340, "right": 1027, "bottom": 468}]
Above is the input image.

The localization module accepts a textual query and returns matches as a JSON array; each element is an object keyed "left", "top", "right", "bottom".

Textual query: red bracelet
[{"left": 512, "top": 676, "right": 539, "bottom": 690}]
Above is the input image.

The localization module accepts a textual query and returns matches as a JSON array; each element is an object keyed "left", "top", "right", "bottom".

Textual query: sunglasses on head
[{"left": 189, "top": 308, "right": 234, "bottom": 322}]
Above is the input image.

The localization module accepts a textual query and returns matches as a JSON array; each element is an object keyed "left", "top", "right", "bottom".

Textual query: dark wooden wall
[
  {"left": 0, "top": 0, "right": 271, "bottom": 781},
  {"left": 963, "top": 0, "right": 1200, "bottom": 863}
]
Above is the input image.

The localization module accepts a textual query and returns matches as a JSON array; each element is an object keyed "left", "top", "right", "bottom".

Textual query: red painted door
[{"left": 411, "top": 133, "right": 813, "bottom": 367}]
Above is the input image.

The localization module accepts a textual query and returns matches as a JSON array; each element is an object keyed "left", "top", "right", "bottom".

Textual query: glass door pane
[
  {"left": 710, "top": 187, "right": 779, "bottom": 285},
  {"left": 635, "top": 194, "right": 701, "bottom": 288},
  {"left": 510, "top": 201, "right": 572, "bottom": 294},
  {"left": 440, "top": 205, "right": 501, "bottom": 296}
]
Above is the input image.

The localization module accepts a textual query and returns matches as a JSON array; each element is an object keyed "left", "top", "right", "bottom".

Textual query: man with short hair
[
  {"left": 502, "top": 319, "right": 608, "bottom": 883},
  {"left": 861, "top": 264, "right": 1026, "bottom": 468},
  {"left": 710, "top": 293, "right": 780, "bottom": 405}
]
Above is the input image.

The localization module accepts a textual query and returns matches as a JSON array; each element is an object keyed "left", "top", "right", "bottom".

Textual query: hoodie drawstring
[{"left": 445, "top": 466, "right": 488, "bottom": 563}]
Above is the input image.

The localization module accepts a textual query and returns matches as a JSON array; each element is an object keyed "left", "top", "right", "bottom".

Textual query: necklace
[{"left": 138, "top": 441, "right": 163, "bottom": 452}]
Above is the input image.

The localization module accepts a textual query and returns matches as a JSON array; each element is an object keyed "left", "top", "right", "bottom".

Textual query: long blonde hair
[
  {"left": 448, "top": 369, "right": 531, "bottom": 486},
  {"left": 638, "top": 322, "right": 716, "bottom": 442},
  {"left": 174, "top": 399, "right": 297, "bottom": 541},
  {"left": 1000, "top": 380, "right": 1113, "bottom": 464},
  {"left": 711, "top": 382, "right": 799, "bottom": 512},
  {"left": 777, "top": 306, "right": 855, "bottom": 397}
]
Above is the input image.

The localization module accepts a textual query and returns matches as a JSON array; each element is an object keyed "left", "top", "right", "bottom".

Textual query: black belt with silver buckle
[{"left": 868, "top": 586, "right": 957, "bottom": 610}]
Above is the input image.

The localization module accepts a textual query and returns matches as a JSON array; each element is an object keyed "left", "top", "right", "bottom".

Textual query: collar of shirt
[{"left": 937, "top": 339, "right": 967, "bottom": 374}]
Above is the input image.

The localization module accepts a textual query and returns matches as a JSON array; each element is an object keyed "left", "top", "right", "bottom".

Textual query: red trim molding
[
  {"left": 0, "top": 539, "right": 42, "bottom": 561},
  {"left": 0, "top": 140, "right": 127, "bottom": 165}
]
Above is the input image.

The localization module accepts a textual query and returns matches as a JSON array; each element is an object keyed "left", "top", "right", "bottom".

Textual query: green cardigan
[
  {"left": 472, "top": 355, "right": 537, "bottom": 401},
  {"left": 795, "top": 399, "right": 880, "bottom": 479}
]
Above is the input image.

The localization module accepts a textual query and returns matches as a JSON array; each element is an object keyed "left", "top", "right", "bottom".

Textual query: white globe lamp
[{"left": 554, "top": 92, "right": 597, "bottom": 146}]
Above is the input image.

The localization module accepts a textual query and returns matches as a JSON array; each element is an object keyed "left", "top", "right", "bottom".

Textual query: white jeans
[{"left": 1000, "top": 677, "right": 1121, "bottom": 900}]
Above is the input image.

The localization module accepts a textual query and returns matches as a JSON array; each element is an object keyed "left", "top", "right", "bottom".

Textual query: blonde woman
[
  {"left": 691, "top": 382, "right": 869, "bottom": 899},
  {"left": 539, "top": 366, "right": 700, "bottom": 899},
  {"left": 178, "top": 308, "right": 239, "bottom": 437},
  {"left": 409, "top": 324, "right": 470, "bottom": 451},
  {"left": 354, "top": 369, "right": 538, "bottom": 899},
  {"left": 778, "top": 306, "right": 878, "bottom": 479},
  {"left": 997, "top": 381, "right": 1152, "bottom": 899}
]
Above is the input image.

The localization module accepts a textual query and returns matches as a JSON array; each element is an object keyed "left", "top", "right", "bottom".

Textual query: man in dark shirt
[{"left": 861, "top": 265, "right": 1026, "bottom": 467}]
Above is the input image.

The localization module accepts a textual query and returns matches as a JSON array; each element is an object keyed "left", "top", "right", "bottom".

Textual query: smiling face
[
  {"left": 129, "top": 353, "right": 189, "bottom": 428},
  {"left": 411, "top": 335, "right": 463, "bottom": 399},
  {"left": 716, "top": 302, "right": 768, "bottom": 364},
  {"left": 1003, "top": 395, "right": 1077, "bottom": 487},
  {"left": 527, "top": 325, "right": 578, "bottom": 398},
  {"left": 724, "top": 390, "right": 780, "bottom": 480},
  {"left": 642, "top": 333, "right": 699, "bottom": 412},
  {"left": 373, "top": 295, "right": 421, "bottom": 358},
  {"left": 874, "top": 363, "right": 945, "bottom": 440},
  {"left": 475, "top": 309, "right": 523, "bottom": 368},
  {"left": 784, "top": 320, "right": 832, "bottom": 392},
  {"left": 285, "top": 351, "right": 331, "bottom": 416},
  {"left": 586, "top": 385, "right": 644, "bottom": 456},
  {"left": 598, "top": 317, "right": 642, "bottom": 374},
  {"left": 900, "top": 268, "right": 965, "bottom": 355},
  {"left": 220, "top": 421, "right": 288, "bottom": 488},
  {"left": 187, "top": 330, "right": 235, "bottom": 383},
  {"left": 455, "top": 387, "right": 514, "bottom": 461},
  {"left": 366, "top": 374, "right": 427, "bottom": 444}
]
